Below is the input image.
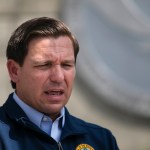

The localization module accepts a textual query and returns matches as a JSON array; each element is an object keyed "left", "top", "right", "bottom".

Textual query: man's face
[{"left": 11, "top": 36, "right": 76, "bottom": 119}]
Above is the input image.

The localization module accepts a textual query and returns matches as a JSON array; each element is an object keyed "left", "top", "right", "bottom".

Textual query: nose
[{"left": 50, "top": 65, "right": 64, "bottom": 83}]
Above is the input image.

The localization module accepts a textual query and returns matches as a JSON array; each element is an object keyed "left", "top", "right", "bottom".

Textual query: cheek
[
  {"left": 20, "top": 71, "right": 46, "bottom": 88},
  {"left": 66, "top": 71, "right": 76, "bottom": 87},
  {"left": 31, "top": 70, "right": 49, "bottom": 80},
  {"left": 30, "top": 74, "right": 48, "bottom": 88}
]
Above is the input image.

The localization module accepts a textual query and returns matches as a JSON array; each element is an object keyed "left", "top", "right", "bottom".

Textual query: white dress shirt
[{"left": 13, "top": 92, "right": 65, "bottom": 142}]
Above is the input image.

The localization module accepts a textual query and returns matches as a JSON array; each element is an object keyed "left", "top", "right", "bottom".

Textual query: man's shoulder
[
  {"left": 0, "top": 104, "right": 8, "bottom": 124},
  {"left": 0, "top": 94, "right": 14, "bottom": 125},
  {"left": 0, "top": 104, "right": 6, "bottom": 118},
  {"left": 0, "top": 105, "right": 10, "bottom": 132},
  {"left": 69, "top": 114, "right": 119, "bottom": 149},
  {"left": 69, "top": 114, "right": 112, "bottom": 135}
]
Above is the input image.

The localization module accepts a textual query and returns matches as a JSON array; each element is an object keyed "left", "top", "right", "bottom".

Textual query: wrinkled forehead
[
  {"left": 28, "top": 36, "right": 73, "bottom": 50},
  {"left": 27, "top": 36, "right": 75, "bottom": 61}
]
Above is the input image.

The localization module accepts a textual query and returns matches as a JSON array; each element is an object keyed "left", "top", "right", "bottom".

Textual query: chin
[{"left": 45, "top": 105, "right": 63, "bottom": 113}]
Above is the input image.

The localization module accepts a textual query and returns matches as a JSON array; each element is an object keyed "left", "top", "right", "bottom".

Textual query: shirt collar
[{"left": 13, "top": 92, "right": 65, "bottom": 128}]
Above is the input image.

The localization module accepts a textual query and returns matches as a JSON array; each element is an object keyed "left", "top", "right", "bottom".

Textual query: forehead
[
  {"left": 27, "top": 36, "right": 74, "bottom": 60},
  {"left": 28, "top": 36, "right": 73, "bottom": 49}
]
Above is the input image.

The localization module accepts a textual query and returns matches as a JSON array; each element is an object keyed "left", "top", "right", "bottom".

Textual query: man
[{"left": 0, "top": 17, "right": 119, "bottom": 150}]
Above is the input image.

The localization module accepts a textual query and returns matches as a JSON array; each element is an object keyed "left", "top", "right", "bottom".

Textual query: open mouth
[{"left": 45, "top": 90, "right": 64, "bottom": 95}]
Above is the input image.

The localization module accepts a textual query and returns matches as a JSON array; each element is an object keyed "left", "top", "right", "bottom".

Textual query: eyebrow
[
  {"left": 32, "top": 60, "right": 51, "bottom": 65},
  {"left": 62, "top": 60, "right": 75, "bottom": 64},
  {"left": 32, "top": 59, "right": 75, "bottom": 65}
]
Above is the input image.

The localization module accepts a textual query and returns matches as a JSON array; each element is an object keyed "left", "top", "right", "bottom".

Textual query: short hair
[{"left": 6, "top": 17, "right": 79, "bottom": 89}]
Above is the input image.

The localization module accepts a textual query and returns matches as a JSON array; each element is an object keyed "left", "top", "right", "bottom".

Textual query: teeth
[
  {"left": 51, "top": 91, "right": 61, "bottom": 95},
  {"left": 45, "top": 90, "right": 62, "bottom": 95}
]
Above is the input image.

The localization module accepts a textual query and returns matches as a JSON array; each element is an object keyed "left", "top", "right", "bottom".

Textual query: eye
[
  {"left": 62, "top": 63, "right": 74, "bottom": 69},
  {"left": 35, "top": 62, "right": 52, "bottom": 69}
]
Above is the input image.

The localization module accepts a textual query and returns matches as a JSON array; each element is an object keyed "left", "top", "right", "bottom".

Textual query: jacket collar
[
  {"left": 3, "top": 93, "right": 45, "bottom": 134},
  {"left": 60, "top": 108, "right": 87, "bottom": 140},
  {"left": 4, "top": 93, "right": 29, "bottom": 121},
  {"left": 4, "top": 93, "right": 87, "bottom": 139}
]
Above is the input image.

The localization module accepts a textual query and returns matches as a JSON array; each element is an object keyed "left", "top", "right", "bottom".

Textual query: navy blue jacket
[{"left": 0, "top": 94, "right": 119, "bottom": 150}]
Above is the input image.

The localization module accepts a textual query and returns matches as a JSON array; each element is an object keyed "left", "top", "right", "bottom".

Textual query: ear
[{"left": 7, "top": 59, "right": 21, "bottom": 83}]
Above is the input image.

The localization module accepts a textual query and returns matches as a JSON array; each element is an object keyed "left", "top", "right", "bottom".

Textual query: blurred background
[{"left": 1, "top": 0, "right": 150, "bottom": 149}]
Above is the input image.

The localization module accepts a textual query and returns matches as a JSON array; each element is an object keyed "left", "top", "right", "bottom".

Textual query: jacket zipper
[{"left": 58, "top": 142, "right": 63, "bottom": 150}]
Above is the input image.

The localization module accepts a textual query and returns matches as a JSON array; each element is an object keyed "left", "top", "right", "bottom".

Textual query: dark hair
[{"left": 6, "top": 17, "right": 79, "bottom": 89}]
